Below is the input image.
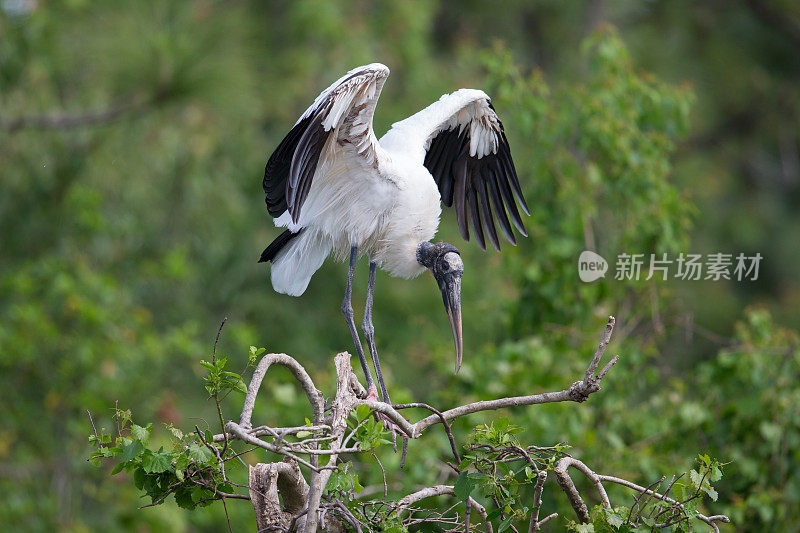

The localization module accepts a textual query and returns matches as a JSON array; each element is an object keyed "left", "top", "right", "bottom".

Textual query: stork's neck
[
  {"left": 417, "top": 241, "right": 460, "bottom": 270},
  {"left": 417, "top": 241, "right": 436, "bottom": 269}
]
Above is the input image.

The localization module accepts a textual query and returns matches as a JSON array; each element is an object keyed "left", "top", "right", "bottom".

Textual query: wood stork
[{"left": 259, "top": 63, "right": 529, "bottom": 406}]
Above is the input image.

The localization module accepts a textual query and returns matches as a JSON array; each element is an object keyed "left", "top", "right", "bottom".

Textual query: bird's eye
[{"left": 440, "top": 260, "right": 449, "bottom": 272}]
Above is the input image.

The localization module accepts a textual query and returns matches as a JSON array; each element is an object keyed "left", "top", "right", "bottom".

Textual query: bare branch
[
  {"left": 415, "top": 380, "right": 567, "bottom": 434},
  {"left": 538, "top": 513, "right": 557, "bottom": 528},
  {"left": 414, "top": 316, "right": 618, "bottom": 434},
  {"left": 628, "top": 475, "right": 665, "bottom": 523},
  {"left": 250, "top": 461, "right": 310, "bottom": 532},
  {"left": 240, "top": 353, "right": 324, "bottom": 429},
  {"left": 585, "top": 316, "right": 615, "bottom": 384},
  {"left": 358, "top": 400, "right": 416, "bottom": 437},
  {"left": 597, "top": 475, "right": 730, "bottom": 530},
  {"left": 371, "top": 452, "right": 388, "bottom": 499},
  {"left": 558, "top": 458, "right": 611, "bottom": 510},
  {"left": 86, "top": 410, "right": 99, "bottom": 442},
  {"left": 393, "top": 402, "right": 461, "bottom": 463},
  {"left": 213, "top": 424, "right": 331, "bottom": 443},
  {"left": 195, "top": 425, "right": 227, "bottom": 481},
  {"left": 554, "top": 457, "right": 602, "bottom": 523},
  {"left": 528, "top": 470, "right": 548, "bottom": 533},
  {"left": 395, "top": 484, "right": 491, "bottom": 533},
  {"left": 226, "top": 421, "right": 320, "bottom": 472},
  {"left": 304, "top": 353, "right": 360, "bottom": 533}
]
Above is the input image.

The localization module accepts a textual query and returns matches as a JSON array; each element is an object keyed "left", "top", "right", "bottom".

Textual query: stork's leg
[
  {"left": 363, "top": 259, "right": 407, "bottom": 452},
  {"left": 341, "top": 246, "right": 376, "bottom": 395},
  {"left": 362, "top": 260, "right": 391, "bottom": 404}
]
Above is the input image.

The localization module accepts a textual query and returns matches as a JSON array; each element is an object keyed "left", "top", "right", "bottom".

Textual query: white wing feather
[{"left": 380, "top": 88, "right": 500, "bottom": 163}]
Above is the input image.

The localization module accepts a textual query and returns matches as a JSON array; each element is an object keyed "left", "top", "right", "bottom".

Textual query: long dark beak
[{"left": 438, "top": 275, "right": 463, "bottom": 373}]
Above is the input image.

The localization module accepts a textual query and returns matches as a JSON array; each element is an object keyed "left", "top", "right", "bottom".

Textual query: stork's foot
[{"left": 365, "top": 385, "right": 410, "bottom": 454}]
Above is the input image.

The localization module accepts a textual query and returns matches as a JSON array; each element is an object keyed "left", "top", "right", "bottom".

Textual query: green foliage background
[{"left": 1, "top": 1, "right": 798, "bottom": 531}]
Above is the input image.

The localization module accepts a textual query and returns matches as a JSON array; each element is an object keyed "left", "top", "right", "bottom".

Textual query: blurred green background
[{"left": 2, "top": 1, "right": 799, "bottom": 531}]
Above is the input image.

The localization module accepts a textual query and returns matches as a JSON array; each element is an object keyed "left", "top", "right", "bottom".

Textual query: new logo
[{"left": 578, "top": 251, "right": 608, "bottom": 282}]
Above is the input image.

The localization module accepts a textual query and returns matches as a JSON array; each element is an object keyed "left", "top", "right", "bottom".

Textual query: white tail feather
[{"left": 270, "top": 231, "right": 332, "bottom": 296}]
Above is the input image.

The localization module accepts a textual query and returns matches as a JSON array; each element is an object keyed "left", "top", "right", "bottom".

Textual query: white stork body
[
  {"left": 260, "top": 63, "right": 528, "bottom": 401},
  {"left": 271, "top": 149, "right": 440, "bottom": 294}
]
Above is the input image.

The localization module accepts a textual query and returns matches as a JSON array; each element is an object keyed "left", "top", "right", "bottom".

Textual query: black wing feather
[
  {"left": 287, "top": 108, "right": 328, "bottom": 222},
  {"left": 465, "top": 167, "right": 486, "bottom": 250},
  {"left": 262, "top": 65, "right": 388, "bottom": 223},
  {"left": 498, "top": 130, "right": 530, "bottom": 215},
  {"left": 259, "top": 229, "right": 303, "bottom": 263},
  {"left": 263, "top": 115, "right": 313, "bottom": 217},
  {"left": 486, "top": 165, "right": 516, "bottom": 245},
  {"left": 477, "top": 171, "right": 501, "bottom": 252},
  {"left": 422, "top": 101, "right": 528, "bottom": 249},
  {"left": 453, "top": 155, "right": 469, "bottom": 241}
]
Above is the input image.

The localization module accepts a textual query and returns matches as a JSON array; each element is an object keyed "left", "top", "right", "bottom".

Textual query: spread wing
[
  {"left": 263, "top": 63, "right": 390, "bottom": 223},
  {"left": 381, "top": 89, "right": 529, "bottom": 251}
]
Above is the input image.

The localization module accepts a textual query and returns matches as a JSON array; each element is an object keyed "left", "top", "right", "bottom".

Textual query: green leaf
[
  {"left": 607, "top": 510, "right": 624, "bottom": 528},
  {"left": 192, "top": 485, "right": 214, "bottom": 505},
  {"left": 121, "top": 439, "right": 143, "bottom": 462},
  {"left": 233, "top": 378, "right": 248, "bottom": 394},
  {"left": 133, "top": 467, "right": 145, "bottom": 490},
  {"left": 486, "top": 508, "right": 502, "bottom": 521},
  {"left": 174, "top": 453, "right": 190, "bottom": 472},
  {"left": 174, "top": 486, "right": 195, "bottom": 510},
  {"left": 116, "top": 409, "right": 132, "bottom": 428},
  {"left": 354, "top": 404, "right": 371, "bottom": 423},
  {"left": 248, "top": 346, "right": 265, "bottom": 363},
  {"left": 165, "top": 423, "right": 184, "bottom": 441},
  {"left": 498, "top": 516, "right": 515, "bottom": 533},
  {"left": 131, "top": 424, "right": 151, "bottom": 445},
  {"left": 142, "top": 449, "right": 172, "bottom": 474},
  {"left": 453, "top": 471, "right": 475, "bottom": 501},
  {"left": 702, "top": 485, "right": 718, "bottom": 502},
  {"left": 187, "top": 443, "right": 215, "bottom": 465},
  {"left": 94, "top": 447, "right": 114, "bottom": 458}
]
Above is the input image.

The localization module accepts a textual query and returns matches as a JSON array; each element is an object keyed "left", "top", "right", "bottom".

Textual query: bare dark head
[{"left": 417, "top": 242, "right": 464, "bottom": 373}]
